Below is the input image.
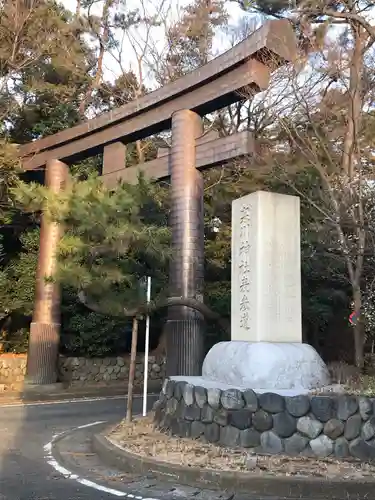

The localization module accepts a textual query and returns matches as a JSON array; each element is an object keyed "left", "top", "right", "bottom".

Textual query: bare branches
[
  {"left": 250, "top": 24, "right": 375, "bottom": 366},
  {"left": 79, "top": 0, "right": 116, "bottom": 116},
  {"left": 299, "top": 7, "right": 375, "bottom": 41}
]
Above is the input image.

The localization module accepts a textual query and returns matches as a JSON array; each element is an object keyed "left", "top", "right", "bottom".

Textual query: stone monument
[
  {"left": 231, "top": 191, "right": 301, "bottom": 343},
  {"left": 153, "top": 193, "right": 372, "bottom": 460},
  {"left": 172, "top": 190, "right": 330, "bottom": 396}
]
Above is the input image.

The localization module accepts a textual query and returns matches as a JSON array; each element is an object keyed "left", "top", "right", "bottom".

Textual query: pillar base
[
  {"left": 26, "top": 322, "right": 60, "bottom": 385},
  {"left": 165, "top": 318, "right": 205, "bottom": 377}
]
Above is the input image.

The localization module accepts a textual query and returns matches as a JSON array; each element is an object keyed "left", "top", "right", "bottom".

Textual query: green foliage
[
  {"left": 157, "top": 0, "right": 228, "bottom": 83},
  {"left": 60, "top": 288, "right": 133, "bottom": 357},
  {"left": 0, "top": 229, "right": 39, "bottom": 320},
  {"left": 13, "top": 173, "right": 171, "bottom": 318},
  {"left": 1, "top": 0, "right": 92, "bottom": 143}
]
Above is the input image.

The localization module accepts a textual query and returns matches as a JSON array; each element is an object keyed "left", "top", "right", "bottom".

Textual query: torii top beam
[{"left": 19, "top": 20, "right": 297, "bottom": 171}]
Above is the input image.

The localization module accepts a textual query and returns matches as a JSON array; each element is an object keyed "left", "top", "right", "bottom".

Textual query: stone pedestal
[
  {"left": 167, "top": 191, "right": 330, "bottom": 396},
  {"left": 201, "top": 341, "right": 330, "bottom": 394},
  {"left": 231, "top": 191, "right": 302, "bottom": 343}
]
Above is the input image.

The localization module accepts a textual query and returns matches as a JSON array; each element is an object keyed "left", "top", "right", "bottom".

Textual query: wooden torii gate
[{"left": 19, "top": 19, "right": 297, "bottom": 385}]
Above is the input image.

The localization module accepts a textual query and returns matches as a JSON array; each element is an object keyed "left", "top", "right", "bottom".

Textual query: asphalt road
[
  {"left": 1, "top": 395, "right": 358, "bottom": 500},
  {"left": 0, "top": 395, "right": 236, "bottom": 500},
  {"left": 0, "top": 395, "right": 130, "bottom": 500}
]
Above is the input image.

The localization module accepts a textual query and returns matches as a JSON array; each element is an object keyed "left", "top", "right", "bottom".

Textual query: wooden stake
[{"left": 126, "top": 316, "right": 138, "bottom": 423}]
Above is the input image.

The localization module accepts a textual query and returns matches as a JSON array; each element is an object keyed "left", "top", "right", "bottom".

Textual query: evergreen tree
[{"left": 13, "top": 174, "right": 170, "bottom": 314}]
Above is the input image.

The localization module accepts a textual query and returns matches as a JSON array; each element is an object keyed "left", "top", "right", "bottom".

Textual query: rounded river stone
[
  {"left": 166, "top": 379, "right": 175, "bottom": 399},
  {"left": 310, "top": 434, "right": 334, "bottom": 457},
  {"left": 213, "top": 408, "right": 228, "bottom": 426},
  {"left": 344, "top": 414, "right": 362, "bottom": 440},
  {"left": 349, "top": 438, "right": 375, "bottom": 460},
  {"left": 191, "top": 421, "right": 205, "bottom": 439},
  {"left": 253, "top": 410, "right": 273, "bottom": 432},
  {"left": 361, "top": 417, "right": 375, "bottom": 441},
  {"left": 334, "top": 437, "right": 349, "bottom": 458},
  {"left": 284, "top": 433, "right": 309, "bottom": 455},
  {"left": 260, "top": 431, "right": 283, "bottom": 454},
  {"left": 240, "top": 428, "right": 261, "bottom": 448},
  {"left": 207, "top": 388, "right": 221, "bottom": 409},
  {"left": 337, "top": 395, "right": 359, "bottom": 421},
  {"left": 175, "top": 420, "right": 191, "bottom": 438},
  {"left": 183, "top": 404, "right": 201, "bottom": 421},
  {"left": 229, "top": 409, "right": 252, "bottom": 430},
  {"left": 359, "top": 397, "right": 373, "bottom": 421},
  {"left": 243, "top": 389, "right": 258, "bottom": 412},
  {"left": 182, "top": 383, "right": 195, "bottom": 406},
  {"left": 166, "top": 397, "right": 178, "bottom": 415},
  {"left": 310, "top": 396, "right": 335, "bottom": 422},
  {"left": 273, "top": 411, "right": 296, "bottom": 438},
  {"left": 323, "top": 419, "right": 345, "bottom": 439},
  {"left": 285, "top": 395, "right": 310, "bottom": 418},
  {"left": 194, "top": 386, "right": 208, "bottom": 408},
  {"left": 221, "top": 389, "right": 245, "bottom": 410},
  {"left": 201, "top": 404, "right": 214, "bottom": 423},
  {"left": 204, "top": 423, "right": 220, "bottom": 443},
  {"left": 297, "top": 415, "right": 323, "bottom": 439},
  {"left": 174, "top": 381, "right": 187, "bottom": 400},
  {"left": 220, "top": 425, "right": 240, "bottom": 447},
  {"left": 161, "top": 378, "right": 170, "bottom": 395},
  {"left": 259, "top": 392, "right": 285, "bottom": 414}
]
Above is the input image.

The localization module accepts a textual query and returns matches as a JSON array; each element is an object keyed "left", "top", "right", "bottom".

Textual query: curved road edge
[
  {"left": 45, "top": 421, "right": 133, "bottom": 497},
  {"left": 47, "top": 421, "right": 236, "bottom": 500},
  {"left": 92, "top": 426, "right": 375, "bottom": 500}
]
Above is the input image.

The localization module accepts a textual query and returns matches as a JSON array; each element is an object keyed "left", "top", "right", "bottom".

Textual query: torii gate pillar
[
  {"left": 166, "top": 110, "right": 205, "bottom": 376},
  {"left": 26, "top": 159, "right": 68, "bottom": 385}
]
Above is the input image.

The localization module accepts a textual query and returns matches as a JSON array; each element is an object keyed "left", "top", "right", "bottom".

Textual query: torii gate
[{"left": 19, "top": 19, "right": 297, "bottom": 385}]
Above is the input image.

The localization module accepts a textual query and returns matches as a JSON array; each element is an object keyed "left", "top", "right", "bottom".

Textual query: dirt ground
[{"left": 107, "top": 414, "right": 375, "bottom": 480}]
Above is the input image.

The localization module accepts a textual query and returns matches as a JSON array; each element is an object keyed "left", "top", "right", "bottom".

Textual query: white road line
[
  {"left": 44, "top": 420, "right": 160, "bottom": 500},
  {"left": 0, "top": 394, "right": 150, "bottom": 408}
]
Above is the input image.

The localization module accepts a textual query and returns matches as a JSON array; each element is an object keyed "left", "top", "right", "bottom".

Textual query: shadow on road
[{"left": 0, "top": 367, "right": 156, "bottom": 500}]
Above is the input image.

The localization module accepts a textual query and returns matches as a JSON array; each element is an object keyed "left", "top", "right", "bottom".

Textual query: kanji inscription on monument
[{"left": 231, "top": 191, "right": 302, "bottom": 343}]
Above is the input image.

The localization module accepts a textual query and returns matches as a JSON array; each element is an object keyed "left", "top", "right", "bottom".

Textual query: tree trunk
[
  {"left": 79, "top": 0, "right": 114, "bottom": 116},
  {"left": 353, "top": 287, "right": 365, "bottom": 369},
  {"left": 126, "top": 316, "right": 138, "bottom": 423},
  {"left": 341, "top": 23, "right": 366, "bottom": 177}
]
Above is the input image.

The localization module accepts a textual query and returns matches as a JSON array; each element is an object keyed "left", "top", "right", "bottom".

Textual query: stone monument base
[
  {"left": 153, "top": 378, "right": 375, "bottom": 460},
  {"left": 172, "top": 341, "right": 330, "bottom": 397},
  {"left": 151, "top": 342, "right": 375, "bottom": 460}
]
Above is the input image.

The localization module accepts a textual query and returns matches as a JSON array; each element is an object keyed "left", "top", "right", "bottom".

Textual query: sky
[{"left": 61, "top": 0, "right": 250, "bottom": 86}]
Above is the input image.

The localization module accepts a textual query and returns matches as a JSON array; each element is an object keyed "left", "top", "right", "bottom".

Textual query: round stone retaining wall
[
  {"left": 153, "top": 378, "right": 375, "bottom": 461},
  {"left": 59, "top": 355, "right": 165, "bottom": 386},
  {"left": 0, "top": 353, "right": 165, "bottom": 388}
]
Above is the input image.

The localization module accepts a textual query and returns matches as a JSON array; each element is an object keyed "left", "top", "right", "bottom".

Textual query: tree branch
[
  {"left": 77, "top": 291, "right": 230, "bottom": 333},
  {"left": 301, "top": 8, "right": 375, "bottom": 40}
]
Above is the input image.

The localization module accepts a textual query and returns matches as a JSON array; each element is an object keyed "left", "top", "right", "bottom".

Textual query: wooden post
[
  {"left": 126, "top": 316, "right": 139, "bottom": 423},
  {"left": 102, "top": 142, "right": 126, "bottom": 177}
]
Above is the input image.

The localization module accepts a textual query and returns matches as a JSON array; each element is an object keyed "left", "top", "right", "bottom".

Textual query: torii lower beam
[{"left": 101, "top": 130, "right": 254, "bottom": 187}]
